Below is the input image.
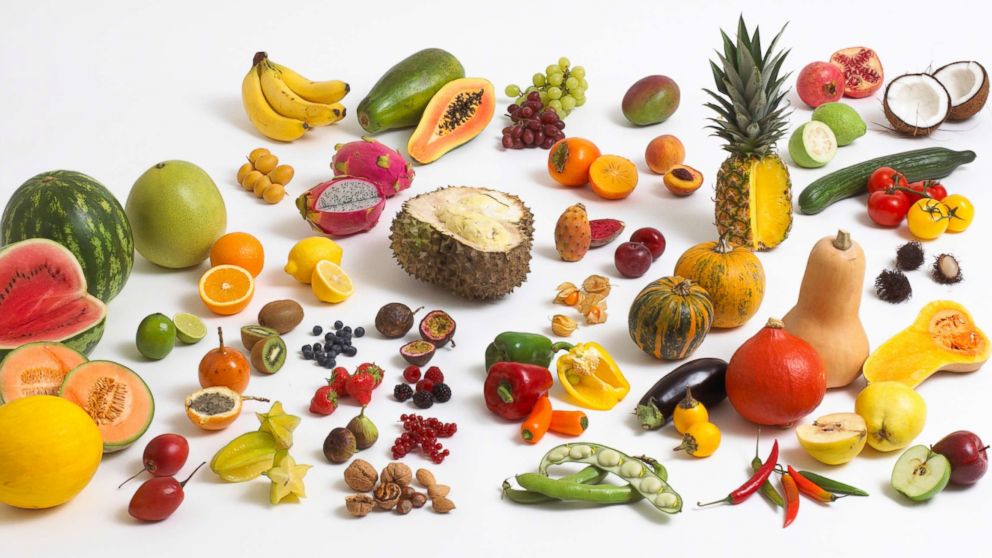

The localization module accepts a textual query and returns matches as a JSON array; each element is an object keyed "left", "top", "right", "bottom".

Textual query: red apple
[
  {"left": 629, "top": 227, "right": 666, "bottom": 260},
  {"left": 932, "top": 430, "right": 988, "bottom": 485},
  {"left": 797, "top": 62, "right": 845, "bottom": 108},
  {"left": 614, "top": 242, "right": 653, "bottom": 278}
]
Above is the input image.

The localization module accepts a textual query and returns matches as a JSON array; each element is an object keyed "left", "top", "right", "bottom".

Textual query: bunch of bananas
[{"left": 241, "top": 52, "right": 349, "bottom": 141}]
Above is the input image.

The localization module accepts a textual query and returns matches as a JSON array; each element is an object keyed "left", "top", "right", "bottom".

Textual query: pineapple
[{"left": 707, "top": 17, "right": 793, "bottom": 251}]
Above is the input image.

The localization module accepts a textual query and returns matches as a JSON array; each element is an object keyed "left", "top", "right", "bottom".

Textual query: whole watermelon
[{"left": 1, "top": 171, "right": 134, "bottom": 302}]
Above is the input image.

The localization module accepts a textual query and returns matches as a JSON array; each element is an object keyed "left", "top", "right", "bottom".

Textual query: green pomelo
[
  {"left": 126, "top": 161, "right": 226, "bottom": 269},
  {"left": 789, "top": 122, "right": 837, "bottom": 168},
  {"left": 811, "top": 102, "right": 867, "bottom": 146}
]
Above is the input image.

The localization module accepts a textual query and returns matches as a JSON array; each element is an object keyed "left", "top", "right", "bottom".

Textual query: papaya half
[
  {"left": 863, "top": 300, "right": 989, "bottom": 388},
  {"left": 407, "top": 78, "right": 495, "bottom": 164}
]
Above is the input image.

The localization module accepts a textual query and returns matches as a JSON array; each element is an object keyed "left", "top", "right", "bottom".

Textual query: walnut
[
  {"left": 345, "top": 494, "right": 374, "bottom": 517},
  {"left": 415, "top": 468, "right": 436, "bottom": 488},
  {"left": 409, "top": 492, "right": 428, "bottom": 508},
  {"left": 343, "top": 459, "right": 378, "bottom": 492},
  {"left": 373, "top": 482, "right": 402, "bottom": 510},
  {"left": 432, "top": 496, "right": 456, "bottom": 513},
  {"left": 394, "top": 498, "right": 413, "bottom": 515},
  {"left": 380, "top": 462, "right": 413, "bottom": 486}
]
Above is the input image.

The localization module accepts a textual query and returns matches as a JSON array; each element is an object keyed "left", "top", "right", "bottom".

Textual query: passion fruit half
[
  {"left": 400, "top": 340, "right": 436, "bottom": 366},
  {"left": 185, "top": 386, "right": 268, "bottom": 431},
  {"left": 419, "top": 310, "right": 456, "bottom": 347}
]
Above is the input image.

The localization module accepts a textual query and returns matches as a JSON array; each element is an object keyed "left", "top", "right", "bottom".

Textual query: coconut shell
[
  {"left": 883, "top": 73, "right": 949, "bottom": 137},
  {"left": 937, "top": 61, "right": 989, "bottom": 121}
]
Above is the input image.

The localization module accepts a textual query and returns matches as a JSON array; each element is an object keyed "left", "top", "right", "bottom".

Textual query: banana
[
  {"left": 242, "top": 61, "right": 308, "bottom": 142},
  {"left": 258, "top": 61, "right": 344, "bottom": 127},
  {"left": 272, "top": 62, "right": 350, "bottom": 104}
]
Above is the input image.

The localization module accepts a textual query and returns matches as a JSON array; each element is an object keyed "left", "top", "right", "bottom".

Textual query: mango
[{"left": 622, "top": 75, "right": 680, "bottom": 126}]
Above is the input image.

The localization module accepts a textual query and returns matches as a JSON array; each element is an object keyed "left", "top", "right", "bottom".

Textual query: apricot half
[{"left": 663, "top": 165, "right": 703, "bottom": 197}]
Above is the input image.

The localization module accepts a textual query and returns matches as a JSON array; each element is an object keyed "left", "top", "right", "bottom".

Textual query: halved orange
[
  {"left": 589, "top": 155, "right": 639, "bottom": 200},
  {"left": 199, "top": 264, "right": 254, "bottom": 315}
]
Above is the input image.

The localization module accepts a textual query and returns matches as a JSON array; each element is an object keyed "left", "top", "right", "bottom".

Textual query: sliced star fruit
[{"left": 256, "top": 400, "right": 300, "bottom": 449}]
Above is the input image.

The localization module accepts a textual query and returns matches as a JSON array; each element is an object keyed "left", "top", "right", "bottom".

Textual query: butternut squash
[
  {"left": 782, "top": 230, "right": 868, "bottom": 388},
  {"left": 863, "top": 300, "right": 989, "bottom": 388}
]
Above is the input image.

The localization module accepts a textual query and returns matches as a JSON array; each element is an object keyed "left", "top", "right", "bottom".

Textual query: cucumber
[
  {"left": 798, "top": 148, "right": 976, "bottom": 214},
  {"left": 356, "top": 48, "right": 464, "bottom": 134}
]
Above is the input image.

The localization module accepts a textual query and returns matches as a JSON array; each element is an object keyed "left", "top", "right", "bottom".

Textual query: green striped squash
[
  {"left": 1, "top": 170, "right": 133, "bottom": 302},
  {"left": 628, "top": 276, "right": 714, "bottom": 361}
]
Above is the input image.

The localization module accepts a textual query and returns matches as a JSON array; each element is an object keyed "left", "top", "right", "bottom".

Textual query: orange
[
  {"left": 198, "top": 265, "right": 254, "bottom": 315},
  {"left": 547, "top": 138, "right": 601, "bottom": 187},
  {"left": 645, "top": 135, "right": 685, "bottom": 175},
  {"left": 210, "top": 232, "right": 264, "bottom": 277},
  {"left": 589, "top": 155, "right": 639, "bottom": 200}
]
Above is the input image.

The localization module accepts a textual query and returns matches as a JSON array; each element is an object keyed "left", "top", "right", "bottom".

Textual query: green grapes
[
  {"left": 561, "top": 95, "right": 577, "bottom": 111},
  {"left": 505, "top": 84, "right": 521, "bottom": 97},
  {"left": 532, "top": 73, "right": 546, "bottom": 87},
  {"left": 547, "top": 86, "right": 563, "bottom": 100},
  {"left": 548, "top": 73, "right": 564, "bottom": 86},
  {"left": 506, "top": 57, "right": 588, "bottom": 118},
  {"left": 565, "top": 77, "right": 579, "bottom": 91}
]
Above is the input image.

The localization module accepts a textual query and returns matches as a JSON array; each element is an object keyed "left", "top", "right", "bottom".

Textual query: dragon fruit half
[
  {"left": 296, "top": 176, "right": 386, "bottom": 237},
  {"left": 331, "top": 137, "right": 414, "bottom": 198}
]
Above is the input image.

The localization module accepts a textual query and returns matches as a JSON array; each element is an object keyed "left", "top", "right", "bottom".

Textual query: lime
[
  {"left": 173, "top": 312, "right": 207, "bottom": 344},
  {"left": 788, "top": 121, "right": 837, "bottom": 168},
  {"left": 136, "top": 313, "right": 176, "bottom": 360}
]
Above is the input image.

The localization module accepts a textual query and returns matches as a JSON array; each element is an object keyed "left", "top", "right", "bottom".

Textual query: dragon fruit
[
  {"left": 331, "top": 137, "right": 414, "bottom": 198},
  {"left": 296, "top": 176, "right": 386, "bottom": 237}
]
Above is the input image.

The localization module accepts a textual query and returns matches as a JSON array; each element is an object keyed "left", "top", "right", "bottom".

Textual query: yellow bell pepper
[{"left": 556, "top": 342, "right": 629, "bottom": 410}]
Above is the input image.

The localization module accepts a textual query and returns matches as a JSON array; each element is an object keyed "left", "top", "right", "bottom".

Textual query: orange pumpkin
[{"left": 674, "top": 235, "right": 765, "bottom": 328}]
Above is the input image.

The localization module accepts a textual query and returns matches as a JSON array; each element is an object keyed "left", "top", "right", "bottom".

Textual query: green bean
[
  {"left": 799, "top": 470, "right": 870, "bottom": 496},
  {"left": 516, "top": 473, "right": 640, "bottom": 504},
  {"left": 501, "top": 465, "right": 607, "bottom": 504},
  {"left": 752, "top": 457, "right": 785, "bottom": 507}
]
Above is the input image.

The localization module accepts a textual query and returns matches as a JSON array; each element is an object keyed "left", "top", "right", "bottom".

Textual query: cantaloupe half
[
  {"left": 59, "top": 360, "right": 154, "bottom": 452},
  {"left": 0, "top": 342, "right": 87, "bottom": 403},
  {"left": 863, "top": 300, "right": 989, "bottom": 388}
]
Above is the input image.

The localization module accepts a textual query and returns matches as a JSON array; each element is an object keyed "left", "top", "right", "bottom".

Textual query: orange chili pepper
[
  {"left": 787, "top": 465, "right": 839, "bottom": 503},
  {"left": 548, "top": 410, "right": 588, "bottom": 436},
  {"left": 520, "top": 396, "right": 553, "bottom": 444},
  {"left": 782, "top": 470, "right": 799, "bottom": 528}
]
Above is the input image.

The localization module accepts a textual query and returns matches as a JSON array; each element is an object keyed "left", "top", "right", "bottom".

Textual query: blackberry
[
  {"left": 312, "top": 325, "right": 323, "bottom": 335},
  {"left": 413, "top": 390, "right": 434, "bottom": 409},
  {"left": 343, "top": 346, "right": 358, "bottom": 357},
  {"left": 354, "top": 327, "right": 365, "bottom": 338},
  {"left": 431, "top": 383, "right": 452, "bottom": 403},
  {"left": 394, "top": 384, "right": 414, "bottom": 402},
  {"left": 334, "top": 320, "right": 344, "bottom": 330}
]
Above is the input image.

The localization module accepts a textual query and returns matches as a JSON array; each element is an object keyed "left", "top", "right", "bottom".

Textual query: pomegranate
[
  {"left": 830, "top": 47, "right": 884, "bottom": 99},
  {"left": 725, "top": 318, "right": 826, "bottom": 427},
  {"left": 797, "top": 62, "right": 845, "bottom": 107}
]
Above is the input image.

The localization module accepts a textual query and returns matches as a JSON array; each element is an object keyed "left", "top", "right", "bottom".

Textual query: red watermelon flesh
[{"left": 0, "top": 239, "right": 106, "bottom": 356}]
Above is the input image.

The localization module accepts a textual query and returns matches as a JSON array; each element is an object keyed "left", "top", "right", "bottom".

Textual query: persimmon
[
  {"left": 589, "top": 155, "right": 639, "bottom": 200},
  {"left": 547, "top": 138, "right": 601, "bottom": 187}
]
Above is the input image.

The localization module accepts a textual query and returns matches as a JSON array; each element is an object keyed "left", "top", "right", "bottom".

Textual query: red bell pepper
[{"left": 484, "top": 362, "right": 554, "bottom": 421}]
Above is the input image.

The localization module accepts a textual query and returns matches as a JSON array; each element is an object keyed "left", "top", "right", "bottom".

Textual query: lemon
[
  {"left": 173, "top": 312, "right": 207, "bottom": 344},
  {"left": 0, "top": 395, "right": 103, "bottom": 508},
  {"left": 284, "top": 237, "right": 343, "bottom": 284},
  {"left": 311, "top": 260, "right": 353, "bottom": 303}
]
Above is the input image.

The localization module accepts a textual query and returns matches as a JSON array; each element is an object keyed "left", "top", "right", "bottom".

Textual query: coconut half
[
  {"left": 883, "top": 73, "right": 951, "bottom": 137},
  {"left": 934, "top": 61, "right": 989, "bottom": 121}
]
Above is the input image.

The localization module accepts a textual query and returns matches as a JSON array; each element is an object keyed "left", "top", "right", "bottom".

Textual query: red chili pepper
[
  {"left": 698, "top": 439, "right": 779, "bottom": 507},
  {"left": 782, "top": 470, "right": 800, "bottom": 528},
  {"left": 484, "top": 362, "right": 554, "bottom": 421},
  {"left": 787, "top": 465, "right": 838, "bottom": 503}
]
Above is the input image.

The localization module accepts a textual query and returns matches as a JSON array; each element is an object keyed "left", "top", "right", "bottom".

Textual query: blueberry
[
  {"left": 326, "top": 357, "right": 337, "bottom": 368},
  {"left": 312, "top": 325, "right": 323, "bottom": 335},
  {"left": 332, "top": 344, "right": 342, "bottom": 352},
  {"left": 342, "top": 326, "right": 352, "bottom": 334},
  {"left": 334, "top": 320, "right": 344, "bottom": 330},
  {"left": 324, "top": 332, "right": 334, "bottom": 341},
  {"left": 311, "top": 343, "right": 322, "bottom": 352},
  {"left": 354, "top": 327, "right": 365, "bottom": 338},
  {"left": 343, "top": 346, "right": 357, "bottom": 357},
  {"left": 341, "top": 339, "right": 353, "bottom": 348},
  {"left": 315, "top": 353, "right": 328, "bottom": 365},
  {"left": 327, "top": 350, "right": 339, "bottom": 358}
]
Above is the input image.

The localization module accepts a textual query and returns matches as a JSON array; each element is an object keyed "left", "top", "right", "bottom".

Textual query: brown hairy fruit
[
  {"left": 875, "top": 269, "right": 912, "bottom": 303},
  {"left": 932, "top": 254, "right": 963, "bottom": 284},
  {"left": 896, "top": 241, "right": 925, "bottom": 271}
]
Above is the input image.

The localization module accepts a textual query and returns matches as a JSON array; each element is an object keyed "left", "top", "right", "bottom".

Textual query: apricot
[
  {"left": 663, "top": 165, "right": 703, "bottom": 197},
  {"left": 645, "top": 135, "right": 685, "bottom": 175}
]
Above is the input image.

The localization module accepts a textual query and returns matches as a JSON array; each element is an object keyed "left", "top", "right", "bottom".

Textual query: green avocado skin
[{"left": 357, "top": 48, "right": 465, "bottom": 133}]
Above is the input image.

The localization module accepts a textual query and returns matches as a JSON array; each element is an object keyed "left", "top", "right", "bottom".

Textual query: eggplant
[{"left": 635, "top": 357, "right": 727, "bottom": 430}]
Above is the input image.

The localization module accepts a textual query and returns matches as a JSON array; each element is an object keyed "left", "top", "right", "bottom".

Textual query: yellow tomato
[
  {"left": 672, "top": 389, "right": 709, "bottom": 434},
  {"left": 906, "top": 198, "right": 949, "bottom": 240},
  {"left": 942, "top": 194, "right": 974, "bottom": 233},
  {"left": 675, "top": 421, "right": 721, "bottom": 458}
]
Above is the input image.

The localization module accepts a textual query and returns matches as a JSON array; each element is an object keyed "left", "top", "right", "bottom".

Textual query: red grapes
[{"left": 502, "top": 92, "right": 566, "bottom": 150}]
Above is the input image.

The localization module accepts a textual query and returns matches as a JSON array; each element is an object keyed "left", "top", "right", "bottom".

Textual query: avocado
[{"left": 357, "top": 48, "right": 465, "bottom": 134}]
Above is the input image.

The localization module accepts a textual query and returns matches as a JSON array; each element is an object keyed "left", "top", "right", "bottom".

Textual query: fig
[
  {"left": 375, "top": 302, "right": 423, "bottom": 338},
  {"left": 346, "top": 407, "right": 379, "bottom": 450},
  {"left": 589, "top": 219, "right": 625, "bottom": 248},
  {"left": 400, "top": 340, "right": 436, "bottom": 366},
  {"left": 419, "top": 310, "right": 456, "bottom": 347},
  {"left": 323, "top": 427, "right": 357, "bottom": 464}
]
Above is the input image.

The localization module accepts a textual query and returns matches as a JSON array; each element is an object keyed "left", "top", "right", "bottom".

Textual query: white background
[{"left": 2, "top": 1, "right": 990, "bottom": 556}]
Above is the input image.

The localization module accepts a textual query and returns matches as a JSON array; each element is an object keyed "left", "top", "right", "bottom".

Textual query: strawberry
[
  {"left": 309, "top": 386, "right": 338, "bottom": 416},
  {"left": 328, "top": 367, "right": 351, "bottom": 395},
  {"left": 345, "top": 373, "right": 374, "bottom": 406},
  {"left": 355, "top": 362, "right": 385, "bottom": 388}
]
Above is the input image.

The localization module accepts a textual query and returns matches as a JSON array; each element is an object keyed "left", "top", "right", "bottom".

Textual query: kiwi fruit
[
  {"left": 258, "top": 299, "right": 304, "bottom": 334},
  {"left": 251, "top": 335, "right": 287, "bottom": 374},
  {"left": 241, "top": 324, "right": 279, "bottom": 350}
]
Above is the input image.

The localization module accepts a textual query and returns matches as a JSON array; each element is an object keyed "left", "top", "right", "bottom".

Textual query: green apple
[
  {"left": 855, "top": 381, "right": 926, "bottom": 452},
  {"left": 796, "top": 412, "right": 868, "bottom": 465},
  {"left": 891, "top": 445, "right": 951, "bottom": 501}
]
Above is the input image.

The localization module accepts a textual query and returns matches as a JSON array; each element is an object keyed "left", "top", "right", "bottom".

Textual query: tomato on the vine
[
  {"left": 906, "top": 198, "right": 950, "bottom": 240},
  {"left": 867, "top": 167, "right": 909, "bottom": 194},
  {"left": 907, "top": 180, "right": 948, "bottom": 204},
  {"left": 942, "top": 194, "right": 974, "bottom": 233},
  {"left": 867, "top": 188, "right": 911, "bottom": 227}
]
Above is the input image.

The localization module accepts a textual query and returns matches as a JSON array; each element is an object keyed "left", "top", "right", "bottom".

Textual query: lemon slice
[
  {"left": 173, "top": 312, "right": 207, "bottom": 344},
  {"left": 311, "top": 260, "right": 353, "bottom": 303}
]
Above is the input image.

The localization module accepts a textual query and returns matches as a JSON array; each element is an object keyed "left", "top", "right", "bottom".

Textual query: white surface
[{"left": 2, "top": 1, "right": 990, "bottom": 556}]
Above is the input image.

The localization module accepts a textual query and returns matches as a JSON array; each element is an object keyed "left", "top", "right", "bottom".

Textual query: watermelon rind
[{"left": 1, "top": 170, "right": 134, "bottom": 302}]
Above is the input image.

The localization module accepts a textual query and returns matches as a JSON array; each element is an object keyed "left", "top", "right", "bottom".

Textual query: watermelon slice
[{"left": 0, "top": 239, "right": 106, "bottom": 357}]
